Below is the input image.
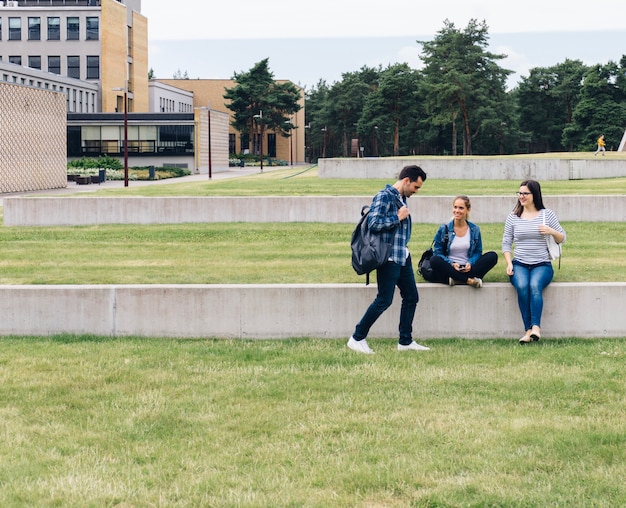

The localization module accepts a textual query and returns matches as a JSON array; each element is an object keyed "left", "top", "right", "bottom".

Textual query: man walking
[{"left": 347, "top": 165, "right": 430, "bottom": 354}]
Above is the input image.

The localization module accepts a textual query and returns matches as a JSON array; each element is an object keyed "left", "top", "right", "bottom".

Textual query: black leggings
[{"left": 429, "top": 252, "right": 498, "bottom": 284}]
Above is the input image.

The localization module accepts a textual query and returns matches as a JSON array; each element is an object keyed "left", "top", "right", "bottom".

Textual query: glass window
[
  {"left": 67, "top": 55, "right": 80, "bottom": 79},
  {"left": 48, "top": 55, "right": 60, "bottom": 74},
  {"left": 28, "top": 56, "right": 41, "bottom": 70},
  {"left": 47, "top": 17, "right": 60, "bottom": 40},
  {"left": 9, "top": 17, "right": 21, "bottom": 41},
  {"left": 9, "top": 55, "right": 21, "bottom": 65},
  {"left": 86, "top": 16, "right": 98, "bottom": 40},
  {"left": 67, "top": 17, "right": 79, "bottom": 40},
  {"left": 28, "top": 17, "right": 41, "bottom": 40},
  {"left": 0, "top": 18, "right": 3, "bottom": 41},
  {"left": 86, "top": 55, "right": 99, "bottom": 79}
]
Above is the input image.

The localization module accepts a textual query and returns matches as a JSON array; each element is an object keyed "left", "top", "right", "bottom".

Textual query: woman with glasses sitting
[
  {"left": 502, "top": 180, "right": 566, "bottom": 344},
  {"left": 427, "top": 195, "right": 498, "bottom": 288}
]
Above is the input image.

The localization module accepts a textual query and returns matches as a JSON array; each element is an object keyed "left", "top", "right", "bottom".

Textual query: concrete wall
[
  {"left": 0, "top": 283, "right": 623, "bottom": 339},
  {"left": 4, "top": 195, "right": 625, "bottom": 226},
  {"left": 319, "top": 157, "right": 626, "bottom": 180}
]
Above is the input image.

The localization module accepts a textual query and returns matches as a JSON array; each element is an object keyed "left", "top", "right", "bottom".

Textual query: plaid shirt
[{"left": 367, "top": 184, "right": 412, "bottom": 266}]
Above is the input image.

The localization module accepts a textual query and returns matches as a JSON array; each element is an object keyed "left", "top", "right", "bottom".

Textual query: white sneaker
[
  {"left": 398, "top": 341, "right": 430, "bottom": 351},
  {"left": 470, "top": 277, "right": 483, "bottom": 289},
  {"left": 347, "top": 336, "right": 375, "bottom": 354}
]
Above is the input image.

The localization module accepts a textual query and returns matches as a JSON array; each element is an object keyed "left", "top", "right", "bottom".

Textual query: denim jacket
[{"left": 432, "top": 220, "right": 483, "bottom": 266}]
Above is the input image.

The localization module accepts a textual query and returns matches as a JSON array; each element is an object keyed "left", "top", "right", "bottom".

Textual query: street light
[
  {"left": 321, "top": 126, "right": 328, "bottom": 159},
  {"left": 253, "top": 110, "right": 264, "bottom": 172},
  {"left": 284, "top": 119, "right": 293, "bottom": 166},
  {"left": 112, "top": 84, "right": 128, "bottom": 187},
  {"left": 304, "top": 123, "right": 310, "bottom": 163}
]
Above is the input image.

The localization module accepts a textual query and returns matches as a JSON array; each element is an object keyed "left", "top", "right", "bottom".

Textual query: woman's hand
[
  {"left": 506, "top": 263, "right": 514, "bottom": 276},
  {"left": 452, "top": 263, "right": 471, "bottom": 272}
]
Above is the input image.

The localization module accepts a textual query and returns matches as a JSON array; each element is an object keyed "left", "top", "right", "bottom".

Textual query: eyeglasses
[{"left": 516, "top": 192, "right": 532, "bottom": 197}]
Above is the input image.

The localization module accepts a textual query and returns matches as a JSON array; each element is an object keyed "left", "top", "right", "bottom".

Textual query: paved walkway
[{"left": 0, "top": 166, "right": 283, "bottom": 206}]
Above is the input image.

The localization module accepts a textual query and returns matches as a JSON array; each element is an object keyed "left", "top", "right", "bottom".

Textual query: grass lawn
[
  {"left": 1, "top": 221, "right": 625, "bottom": 284},
  {"left": 1, "top": 335, "right": 624, "bottom": 507},
  {"left": 90, "top": 166, "right": 626, "bottom": 197},
  {"left": 1, "top": 158, "right": 625, "bottom": 506}
]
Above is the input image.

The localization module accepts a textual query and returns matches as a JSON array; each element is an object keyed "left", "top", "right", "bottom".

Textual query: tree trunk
[
  {"left": 451, "top": 112, "right": 457, "bottom": 156},
  {"left": 393, "top": 118, "right": 400, "bottom": 156}
]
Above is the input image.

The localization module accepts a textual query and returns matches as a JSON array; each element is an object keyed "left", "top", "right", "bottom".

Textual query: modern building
[
  {"left": 0, "top": 0, "right": 148, "bottom": 113},
  {"left": 0, "top": 0, "right": 304, "bottom": 192},
  {"left": 156, "top": 78, "right": 307, "bottom": 165}
]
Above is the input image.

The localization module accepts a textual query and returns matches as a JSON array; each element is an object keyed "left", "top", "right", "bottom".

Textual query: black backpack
[
  {"left": 417, "top": 225, "right": 449, "bottom": 282},
  {"left": 351, "top": 205, "right": 395, "bottom": 285}
]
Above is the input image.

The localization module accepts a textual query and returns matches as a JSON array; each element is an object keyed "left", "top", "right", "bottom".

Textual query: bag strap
[{"left": 543, "top": 210, "right": 561, "bottom": 269}]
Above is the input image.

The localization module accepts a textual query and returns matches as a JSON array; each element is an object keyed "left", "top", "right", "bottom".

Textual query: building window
[
  {"left": 9, "top": 17, "right": 21, "bottom": 41},
  {"left": 67, "top": 17, "right": 79, "bottom": 40},
  {"left": 86, "top": 16, "right": 98, "bottom": 40},
  {"left": 28, "top": 56, "right": 41, "bottom": 70},
  {"left": 0, "top": 18, "right": 3, "bottom": 41},
  {"left": 67, "top": 55, "right": 80, "bottom": 79},
  {"left": 86, "top": 55, "right": 99, "bottom": 79},
  {"left": 48, "top": 55, "right": 61, "bottom": 74},
  {"left": 47, "top": 17, "right": 60, "bottom": 40},
  {"left": 28, "top": 17, "right": 41, "bottom": 40},
  {"left": 9, "top": 55, "right": 21, "bottom": 65}
]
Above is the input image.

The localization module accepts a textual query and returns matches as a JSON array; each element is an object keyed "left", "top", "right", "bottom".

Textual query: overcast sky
[{"left": 141, "top": 0, "right": 626, "bottom": 89}]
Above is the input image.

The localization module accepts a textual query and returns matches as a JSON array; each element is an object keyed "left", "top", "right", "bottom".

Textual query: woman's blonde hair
[{"left": 453, "top": 195, "right": 471, "bottom": 220}]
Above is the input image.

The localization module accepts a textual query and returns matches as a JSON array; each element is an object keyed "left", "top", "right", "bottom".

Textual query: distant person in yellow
[{"left": 594, "top": 134, "right": 606, "bottom": 156}]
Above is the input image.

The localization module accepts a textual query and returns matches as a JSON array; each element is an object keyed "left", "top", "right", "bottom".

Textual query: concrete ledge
[
  {"left": 1, "top": 283, "right": 623, "bottom": 339},
  {"left": 319, "top": 157, "right": 626, "bottom": 180},
  {"left": 4, "top": 195, "right": 625, "bottom": 226}
]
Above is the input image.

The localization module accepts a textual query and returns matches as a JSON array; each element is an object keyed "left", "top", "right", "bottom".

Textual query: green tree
[
  {"left": 418, "top": 19, "right": 512, "bottom": 155},
  {"left": 224, "top": 58, "right": 302, "bottom": 156},
  {"left": 172, "top": 69, "right": 189, "bottom": 79},
  {"left": 517, "top": 59, "right": 587, "bottom": 152},
  {"left": 305, "top": 80, "right": 331, "bottom": 162},
  {"left": 358, "top": 63, "right": 421, "bottom": 156},
  {"left": 325, "top": 68, "right": 377, "bottom": 157},
  {"left": 563, "top": 59, "right": 626, "bottom": 151}
]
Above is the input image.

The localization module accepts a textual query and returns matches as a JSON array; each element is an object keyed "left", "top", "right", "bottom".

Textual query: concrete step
[{"left": 1, "top": 283, "right": 623, "bottom": 339}]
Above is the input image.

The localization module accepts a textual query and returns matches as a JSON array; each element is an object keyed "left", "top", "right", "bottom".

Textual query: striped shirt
[{"left": 502, "top": 208, "right": 566, "bottom": 265}]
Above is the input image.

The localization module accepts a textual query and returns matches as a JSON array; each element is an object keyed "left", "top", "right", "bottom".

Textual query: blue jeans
[
  {"left": 353, "top": 256, "right": 418, "bottom": 345},
  {"left": 509, "top": 260, "right": 554, "bottom": 331}
]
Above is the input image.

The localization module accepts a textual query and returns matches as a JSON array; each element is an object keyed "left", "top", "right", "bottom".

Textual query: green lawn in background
[{"left": 91, "top": 166, "right": 626, "bottom": 197}]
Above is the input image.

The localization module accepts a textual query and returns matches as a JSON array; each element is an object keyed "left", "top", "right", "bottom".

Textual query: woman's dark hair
[
  {"left": 514, "top": 179, "right": 545, "bottom": 217},
  {"left": 398, "top": 165, "right": 427, "bottom": 182}
]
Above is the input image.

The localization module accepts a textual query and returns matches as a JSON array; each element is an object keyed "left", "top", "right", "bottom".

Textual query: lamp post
[
  {"left": 253, "top": 110, "right": 264, "bottom": 172},
  {"left": 303, "top": 123, "right": 310, "bottom": 163},
  {"left": 285, "top": 119, "right": 293, "bottom": 166},
  {"left": 321, "top": 126, "right": 327, "bottom": 159},
  {"left": 112, "top": 84, "right": 128, "bottom": 187}
]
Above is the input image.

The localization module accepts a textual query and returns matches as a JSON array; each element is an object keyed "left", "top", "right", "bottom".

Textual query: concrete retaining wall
[
  {"left": 319, "top": 157, "right": 626, "bottom": 180},
  {"left": 4, "top": 195, "right": 626, "bottom": 226},
  {"left": 0, "top": 283, "right": 623, "bottom": 339}
]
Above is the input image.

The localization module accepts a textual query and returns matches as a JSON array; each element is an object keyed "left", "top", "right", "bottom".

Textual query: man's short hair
[{"left": 398, "top": 165, "right": 427, "bottom": 182}]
